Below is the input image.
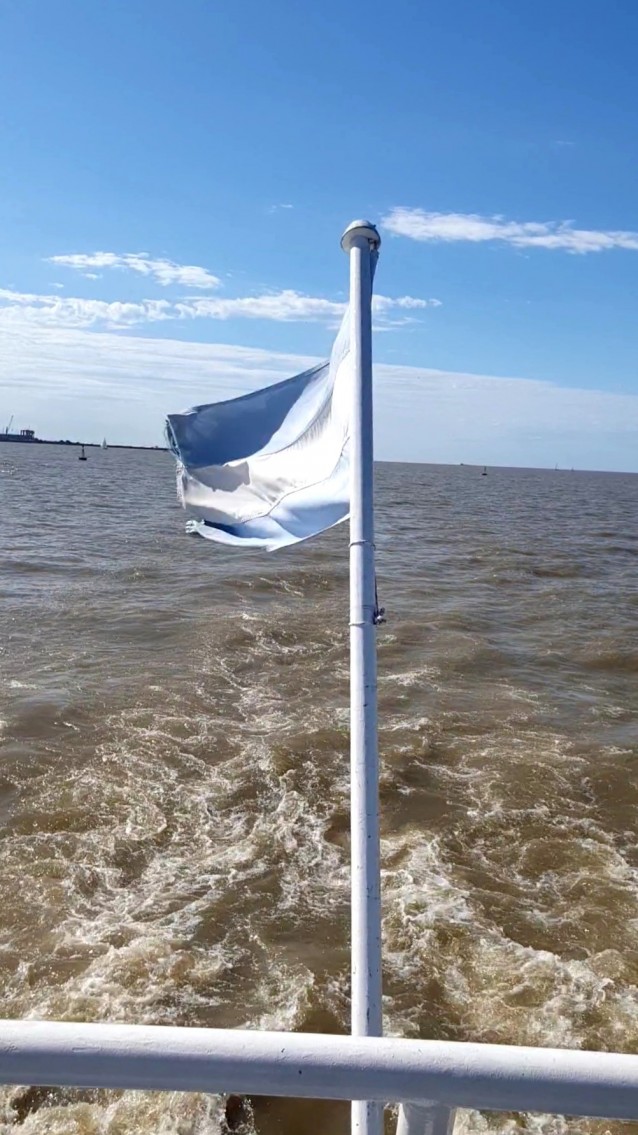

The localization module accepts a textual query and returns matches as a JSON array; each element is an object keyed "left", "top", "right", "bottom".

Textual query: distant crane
[{"left": 4, "top": 415, "right": 13, "bottom": 435}]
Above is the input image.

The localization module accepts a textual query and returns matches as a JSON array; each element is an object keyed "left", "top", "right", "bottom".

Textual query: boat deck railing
[{"left": 1, "top": 1019, "right": 637, "bottom": 1133}]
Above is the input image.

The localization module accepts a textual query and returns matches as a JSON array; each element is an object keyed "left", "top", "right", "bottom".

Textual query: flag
[{"left": 166, "top": 311, "right": 351, "bottom": 551}]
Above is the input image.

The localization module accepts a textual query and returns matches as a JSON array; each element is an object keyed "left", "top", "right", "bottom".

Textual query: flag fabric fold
[{"left": 166, "top": 310, "right": 352, "bottom": 551}]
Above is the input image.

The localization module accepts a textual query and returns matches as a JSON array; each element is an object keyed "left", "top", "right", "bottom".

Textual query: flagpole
[{"left": 341, "top": 220, "right": 383, "bottom": 1135}]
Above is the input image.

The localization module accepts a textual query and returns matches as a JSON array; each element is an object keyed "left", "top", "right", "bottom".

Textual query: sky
[{"left": 1, "top": 0, "right": 637, "bottom": 470}]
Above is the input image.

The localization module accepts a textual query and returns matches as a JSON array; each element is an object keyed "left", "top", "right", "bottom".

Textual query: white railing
[{"left": 1, "top": 1019, "right": 637, "bottom": 1131}]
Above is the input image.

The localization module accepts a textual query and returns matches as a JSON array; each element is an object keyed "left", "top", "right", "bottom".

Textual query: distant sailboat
[
  {"left": 102, "top": 438, "right": 108, "bottom": 450},
  {"left": 79, "top": 445, "right": 87, "bottom": 461},
  {"left": 482, "top": 466, "right": 488, "bottom": 476}
]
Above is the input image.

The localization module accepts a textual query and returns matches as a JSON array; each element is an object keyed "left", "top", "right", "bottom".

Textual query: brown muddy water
[{"left": 0, "top": 444, "right": 637, "bottom": 1134}]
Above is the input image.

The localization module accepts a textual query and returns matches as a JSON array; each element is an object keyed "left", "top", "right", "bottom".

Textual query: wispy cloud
[
  {"left": 48, "top": 252, "right": 222, "bottom": 289},
  {"left": 179, "top": 290, "right": 439, "bottom": 325},
  {"left": 382, "top": 207, "right": 638, "bottom": 254},
  {"left": 177, "top": 290, "right": 346, "bottom": 323},
  {"left": 372, "top": 295, "right": 441, "bottom": 312},
  {"left": 0, "top": 288, "right": 174, "bottom": 329},
  {"left": 1, "top": 322, "right": 636, "bottom": 470},
  {"left": 0, "top": 287, "right": 439, "bottom": 330}
]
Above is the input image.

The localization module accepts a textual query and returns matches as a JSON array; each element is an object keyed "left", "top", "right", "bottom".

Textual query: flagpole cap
[{"left": 341, "top": 220, "right": 381, "bottom": 252}]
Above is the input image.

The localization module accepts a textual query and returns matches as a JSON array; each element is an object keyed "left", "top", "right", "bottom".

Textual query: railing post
[
  {"left": 341, "top": 219, "right": 383, "bottom": 1135},
  {"left": 397, "top": 1101, "right": 456, "bottom": 1135}
]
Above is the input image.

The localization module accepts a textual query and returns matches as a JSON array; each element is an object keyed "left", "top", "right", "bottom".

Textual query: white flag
[{"left": 167, "top": 311, "right": 351, "bottom": 551}]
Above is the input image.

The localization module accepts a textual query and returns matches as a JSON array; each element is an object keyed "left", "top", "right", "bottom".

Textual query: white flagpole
[{"left": 341, "top": 219, "right": 384, "bottom": 1135}]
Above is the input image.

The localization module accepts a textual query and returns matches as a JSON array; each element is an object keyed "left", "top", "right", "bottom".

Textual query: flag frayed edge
[{"left": 165, "top": 419, "right": 189, "bottom": 509}]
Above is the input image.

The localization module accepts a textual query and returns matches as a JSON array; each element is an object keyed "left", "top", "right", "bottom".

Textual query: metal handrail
[{"left": 0, "top": 1020, "right": 637, "bottom": 1122}]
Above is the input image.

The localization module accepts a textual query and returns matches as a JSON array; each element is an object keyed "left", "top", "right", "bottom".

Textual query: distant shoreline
[
  {"left": 0, "top": 438, "right": 167, "bottom": 451},
  {"left": 1, "top": 438, "right": 635, "bottom": 474}
]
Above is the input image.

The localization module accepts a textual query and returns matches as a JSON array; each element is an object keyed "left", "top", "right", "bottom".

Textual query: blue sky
[{"left": 1, "top": 0, "right": 637, "bottom": 470}]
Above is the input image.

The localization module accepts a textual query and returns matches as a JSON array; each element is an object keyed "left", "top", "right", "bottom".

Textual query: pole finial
[{"left": 341, "top": 219, "right": 381, "bottom": 253}]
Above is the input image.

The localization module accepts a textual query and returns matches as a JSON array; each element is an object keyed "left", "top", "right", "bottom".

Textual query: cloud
[
  {"left": 177, "top": 290, "right": 346, "bottom": 322},
  {"left": 0, "top": 288, "right": 174, "bottom": 329},
  {"left": 178, "top": 290, "right": 439, "bottom": 324},
  {"left": 0, "top": 321, "right": 636, "bottom": 471},
  {"left": 382, "top": 207, "right": 638, "bottom": 254},
  {"left": 0, "top": 286, "right": 438, "bottom": 330},
  {"left": 372, "top": 295, "right": 441, "bottom": 312},
  {"left": 48, "top": 252, "right": 222, "bottom": 290}
]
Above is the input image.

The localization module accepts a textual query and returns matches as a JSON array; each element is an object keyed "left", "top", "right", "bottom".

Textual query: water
[{"left": 0, "top": 444, "right": 637, "bottom": 1134}]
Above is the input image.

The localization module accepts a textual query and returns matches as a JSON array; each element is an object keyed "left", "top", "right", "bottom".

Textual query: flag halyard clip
[{"left": 373, "top": 576, "right": 386, "bottom": 626}]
